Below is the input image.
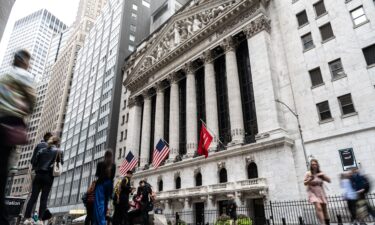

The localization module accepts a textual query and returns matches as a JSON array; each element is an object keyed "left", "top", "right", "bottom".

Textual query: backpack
[{"left": 82, "top": 180, "right": 96, "bottom": 207}]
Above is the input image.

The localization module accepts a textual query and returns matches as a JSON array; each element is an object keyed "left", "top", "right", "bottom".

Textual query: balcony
[{"left": 156, "top": 178, "right": 267, "bottom": 200}]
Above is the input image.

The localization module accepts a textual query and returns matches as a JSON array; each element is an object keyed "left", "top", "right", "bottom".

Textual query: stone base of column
[
  {"left": 228, "top": 128, "right": 245, "bottom": 146},
  {"left": 255, "top": 128, "right": 287, "bottom": 141}
]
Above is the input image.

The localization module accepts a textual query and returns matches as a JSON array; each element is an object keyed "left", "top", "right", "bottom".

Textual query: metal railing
[{"left": 265, "top": 193, "right": 375, "bottom": 225}]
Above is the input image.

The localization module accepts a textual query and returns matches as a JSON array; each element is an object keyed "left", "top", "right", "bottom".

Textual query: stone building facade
[{"left": 120, "top": 0, "right": 375, "bottom": 223}]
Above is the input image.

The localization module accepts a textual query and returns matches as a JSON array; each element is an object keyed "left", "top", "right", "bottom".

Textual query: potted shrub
[
  {"left": 215, "top": 215, "right": 231, "bottom": 225},
  {"left": 237, "top": 214, "right": 252, "bottom": 225}
]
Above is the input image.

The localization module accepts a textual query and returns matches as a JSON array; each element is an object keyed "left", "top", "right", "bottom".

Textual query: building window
[
  {"left": 126, "top": 113, "right": 129, "bottom": 122},
  {"left": 164, "top": 87, "right": 170, "bottom": 143},
  {"left": 350, "top": 7, "right": 368, "bottom": 26},
  {"left": 128, "top": 45, "right": 134, "bottom": 52},
  {"left": 130, "top": 24, "right": 136, "bottom": 32},
  {"left": 219, "top": 168, "right": 228, "bottom": 183},
  {"left": 195, "top": 172, "right": 202, "bottom": 186},
  {"left": 175, "top": 176, "right": 181, "bottom": 189},
  {"left": 316, "top": 101, "right": 332, "bottom": 121},
  {"left": 142, "top": 0, "right": 150, "bottom": 8},
  {"left": 362, "top": 44, "right": 375, "bottom": 66},
  {"left": 195, "top": 63, "right": 206, "bottom": 141},
  {"left": 121, "top": 115, "right": 125, "bottom": 125},
  {"left": 314, "top": 1, "right": 327, "bottom": 17},
  {"left": 118, "top": 148, "right": 122, "bottom": 159},
  {"left": 296, "top": 10, "right": 309, "bottom": 27},
  {"left": 247, "top": 162, "right": 258, "bottom": 179},
  {"left": 124, "top": 130, "right": 127, "bottom": 140},
  {"left": 338, "top": 94, "right": 356, "bottom": 115},
  {"left": 179, "top": 78, "right": 187, "bottom": 155},
  {"left": 131, "top": 13, "right": 137, "bottom": 19},
  {"left": 319, "top": 23, "right": 334, "bottom": 42},
  {"left": 123, "top": 100, "right": 127, "bottom": 109},
  {"left": 120, "top": 131, "right": 123, "bottom": 141},
  {"left": 329, "top": 58, "right": 345, "bottom": 80},
  {"left": 149, "top": 95, "right": 156, "bottom": 164},
  {"left": 301, "top": 33, "right": 314, "bottom": 50},
  {"left": 129, "top": 34, "right": 135, "bottom": 42},
  {"left": 158, "top": 179, "right": 163, "bottom": 192},
  {"left": 132, "top": 4, "right": 138, "bottom": 11},
  {"left": 309, "top": 67, "right": 324, "bottom": 87}
]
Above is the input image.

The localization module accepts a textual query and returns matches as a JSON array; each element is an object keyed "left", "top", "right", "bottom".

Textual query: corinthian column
[
  {"left": 202, "top": 51, "right": 219, "bottom": 150},
  {"left": 222, "top": 37, "right": 245, "bottom": 145},
  {"left": 243, "top": 16, "right": 282, "bottom": 137},
  {"left": 140, "top": 91, "right": 152, "bottom": 167},
  {"left": 154, "top": 82, "right": 165, "bottom": 146},
  {"left": 168, "top": 73, "right": 179, "bottom": 162},
  {"left": 127, "top": 97, "right": 142, "bottom": 158},
  {"left": 185, "top": 63, "right": 198, "bottom": 157}
]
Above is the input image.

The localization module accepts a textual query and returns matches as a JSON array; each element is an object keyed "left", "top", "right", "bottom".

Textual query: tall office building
[
  {"left": 0, "top": 9, "right": 67, "bottom": 81},
  {"left": 150, "top": 0, "right": 189, "bottom": 32},
  {"left": 0, "top": 0, "right": 16, "bottom": 41},
  {"left": 48, "top": 0, "right": 153, "bottom": 219},
  {"left": 121, "top": 0, "right": 375, "bottom": 223}
]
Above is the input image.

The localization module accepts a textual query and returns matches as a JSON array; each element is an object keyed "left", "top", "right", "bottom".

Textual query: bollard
[
  {"left": 282, "top": 218, "right": 286, "bottom": 225},
  {"left": 336, "top": 215, "right": 343, "bottom": 225},
  {"left": 298, "top": 216, "right": 304, "bottom": 225}
]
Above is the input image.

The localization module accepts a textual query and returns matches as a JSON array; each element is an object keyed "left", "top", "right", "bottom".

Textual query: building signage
[
  {"left": 339, "top": 148, "right": 357, "bottom": 171},
  {"left": 5, "top": 197, "right": 26, "bottom": 216}
]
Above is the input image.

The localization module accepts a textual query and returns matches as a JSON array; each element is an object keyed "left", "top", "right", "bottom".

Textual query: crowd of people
[{"left": 304, "top": 159, "right": 374, "bottom": 225}]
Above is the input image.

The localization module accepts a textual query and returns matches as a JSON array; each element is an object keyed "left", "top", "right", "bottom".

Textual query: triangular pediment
[{"left": 125, "top": 0, "right": 251, "bottom": 88}]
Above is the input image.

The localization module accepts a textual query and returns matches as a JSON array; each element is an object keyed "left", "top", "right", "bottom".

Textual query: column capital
[
  {"left": 183, "top": 62, "right": 195, "bottom": 75},
  {"left": 154, "top": 81, "right": 166, "bottom": 93},
  {"left": 128, "top": 96, "right": 142, "bottom": 107},
  {"left": 167, "top": 72, "right": 182, "bottom": 84},
  {"left": 221, "top": 37, "right": 237, "bottom": 52},
  {"left": 202, "top": 50, "right": 214, "bottom": 64},
  {"left": 243, "top": 15, "right": 271, "bottom": 39},
  {"left": 141, "top": 89, "right": 153, "bottom": 99}
]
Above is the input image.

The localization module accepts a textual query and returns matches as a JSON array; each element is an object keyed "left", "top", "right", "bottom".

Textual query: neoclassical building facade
[{"left": 119, "top": 0, "right": 375, "bottom": 223}]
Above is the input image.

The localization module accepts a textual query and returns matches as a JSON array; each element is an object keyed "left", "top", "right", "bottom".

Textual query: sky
[{"left": 0, "top": 0, "right": 79, "bottom": 63}]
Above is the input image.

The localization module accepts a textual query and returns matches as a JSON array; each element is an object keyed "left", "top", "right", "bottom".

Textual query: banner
[{"left": 338, "top": 148, "right": 357, "bottom": 171}]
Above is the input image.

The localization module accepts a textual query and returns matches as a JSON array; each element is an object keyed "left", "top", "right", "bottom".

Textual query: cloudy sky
[{"left": 0, "top": 0, "right": 79, "bottom": 63}]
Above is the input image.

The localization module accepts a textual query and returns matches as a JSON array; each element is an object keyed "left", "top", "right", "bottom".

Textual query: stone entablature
[{"left": 124, "top": 0, "right": 271, "bottom": 94}]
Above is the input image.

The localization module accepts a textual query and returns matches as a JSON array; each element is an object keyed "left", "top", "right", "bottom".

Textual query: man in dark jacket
[
  {"left": 140, "top": 180, "right": 153, "bottom": 225},
  {"left": 113, "top": 171, "right": 133, "bottom": 225},
  {"left": 31, "top": 132, "right": 52, "bottom": 170}
]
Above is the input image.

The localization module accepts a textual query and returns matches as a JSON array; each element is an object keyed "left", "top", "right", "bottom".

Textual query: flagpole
[{"left": 199, "top": 119, "right": 225, "bottom": 149}]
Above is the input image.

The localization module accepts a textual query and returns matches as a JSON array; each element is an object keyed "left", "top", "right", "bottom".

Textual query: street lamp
[{"left": 275, "top": 99, "right": 309, "bottom": 169}]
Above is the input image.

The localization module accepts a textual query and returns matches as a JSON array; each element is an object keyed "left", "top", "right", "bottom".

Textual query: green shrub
[
  {"left": 177, "top": 219, "right": 187, "bottom": 225},
  {"left": 215, "top": 215, "right": 231, "bottom": 225},
  {"left": 237, "top": 214, "right": 252, "bottom": 225}
]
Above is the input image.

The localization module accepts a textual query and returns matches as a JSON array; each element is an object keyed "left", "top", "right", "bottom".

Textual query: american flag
[
  {"left": 152, "top": 139, "right": 170, "bottom": 169},
  {"left": 119, "top": 151, "right": 138, "bottom": 176}
]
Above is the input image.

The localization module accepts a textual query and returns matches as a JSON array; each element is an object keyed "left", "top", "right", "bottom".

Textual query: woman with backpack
[
  {"left": 93, "top": 150, "right": 116, "bottom": 225},
  {"left": 23, "top": 136, "right": 63, "bottom": 225}
]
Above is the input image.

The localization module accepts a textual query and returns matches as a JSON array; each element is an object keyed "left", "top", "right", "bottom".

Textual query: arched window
[
  {"left": 219, "top": 168, "right": 227, "bottom": 183},
  {"left": 175, "top": 176, "right": 181, "bottom": 189},
  {"left": 158, "top": 179, "right": 163, "bottom": 192},
  {"left": 247, "top": 162, "right": 258, "bottom": 179},
  {"left": 195, "top": 172, "right": 202, "bottom": 186}
]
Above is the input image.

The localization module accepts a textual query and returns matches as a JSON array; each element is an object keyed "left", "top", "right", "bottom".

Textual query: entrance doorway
[
  {"left": 253, "top": 198, "right": 266, "bottom": 225},
  {"left": 218, "top": 200, "right": 229, "bottom": 216},
  {"left": 195, "top": 202, "right": 205, "bottom": 225}
]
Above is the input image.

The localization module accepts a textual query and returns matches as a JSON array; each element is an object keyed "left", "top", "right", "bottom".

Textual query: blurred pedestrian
[
  {"left": 350, "top": 168, "right": 375, "bottom": 223},
  {"left": 112, "top": 170, "right": 133, "bottom": 225},
  {"left": 0, "top": 49, "right": 35, "bottom": 225},
  {"left": 228, "top": 197, "right": 238, "bottom": 225},
  {"left": 93, "top": 150, "right": 116, "bottom": 225},
  {"left": 24, "top": 136, "right": 62, "bottom": 225},
  {"left": 31, "top": 132, "right": 53, "bottom": 171},
  {"left": 341, "top": 172, "right": 358, "bottom": 225},
  {"left": 304, "top": 159, "right": 331, "bottom": 225}
]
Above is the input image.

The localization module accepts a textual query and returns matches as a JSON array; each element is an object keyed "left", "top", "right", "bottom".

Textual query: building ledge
[
  {"left": 156, "top": 178, "right": 267, "bottom": 200},
  {"left": 133, "top": 136, "right": 294, "bottom": 178}
]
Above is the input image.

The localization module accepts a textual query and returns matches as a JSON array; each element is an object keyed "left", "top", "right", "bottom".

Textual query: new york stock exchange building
[{"left": 119, "top": 0, "right": 375, "bottom": 224}]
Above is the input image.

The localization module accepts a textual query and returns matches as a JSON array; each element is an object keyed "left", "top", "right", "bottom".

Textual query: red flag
[{"left": 197, "top": 124, "right": 213, "bottom": 158}]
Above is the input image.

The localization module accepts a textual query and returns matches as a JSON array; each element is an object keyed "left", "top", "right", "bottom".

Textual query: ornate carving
[
  {"left": 167, "top": 72, "right": 183, "bottom": 84},
  {"left": 202, "top": 50, "right": 214, "bottom": 64},
  {"left": 174, "top": 171, "right": 181, "bottom": 178},
  {"left": 154, "top": 81, "right": 166, "bottom": 92},
  {"left": 243, "top": 15, "right": 271, "bottom": 39},
  {"left": 217, "top": 161, "right": 226, "bottom": 169},
  {"left": 246, "top": 155, "right": 255, "bottom": 163},
  {"left": 221, "top": 37, "right": 236, "bottom": 52},
  {"left": 183, "top": 62, "right": 195, "bottom": 74},
  {"left": 194, "top": 167, "right": 201, "bottom": 175},
  {"left": 128, "top": 96, "right": 142, "bottom": 107},
  {"left": 141, "top": 89, "right": 153, "bottom": 99}
]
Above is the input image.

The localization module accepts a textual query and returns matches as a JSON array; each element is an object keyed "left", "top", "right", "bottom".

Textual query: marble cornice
[
  {"left": 125, "top": 0, "right": 269, "bottom": 93},
  {"left": 132, "top": 136, "right": 294, "bottom": 178}
]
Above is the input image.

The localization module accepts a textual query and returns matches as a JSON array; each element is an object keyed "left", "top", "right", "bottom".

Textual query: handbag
[
  {"left": 0, "top": 123, "right": 28, "bottom": 145},
  {"left": 53, "top": 151, "right": 62, "bottom": 177}
]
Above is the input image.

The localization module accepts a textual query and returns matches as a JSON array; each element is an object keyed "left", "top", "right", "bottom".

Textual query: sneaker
[{"left": 23, "top": 218, "right": 34, "bottom": 225}]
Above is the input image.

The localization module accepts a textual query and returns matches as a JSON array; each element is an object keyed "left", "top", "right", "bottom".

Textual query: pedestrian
[
  {"left": 83, "top": 179, "right": 96, "bottom": 225},
  {"left": 0, "top": 49, "right": 35, "bottom": 225},
  {"left": 341, "top": 172, "right": 358, "bottom": 225},
  {"left": 139, "top": 180, "right": 154, "bottom": 225},
  {"left": 112, "top": 170, "right": 133, "bottom": 225},
  {"left": 31, "top": 132, "right": 53, "bottom": 171},
  {"left": 93, "top": 150, "right": 116, "bottom": 225},
  {"left": 23, "top": 136, "right": 63, "bottom": 225},
  {"left": 350, "top": 168, "right": 375, "bottom": 223},
  {"left": 304, "top": 159, "right": 331, "bottom": 225},
  {"left": 228, "top": 197, "right": 237, "bottom": 225}
]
